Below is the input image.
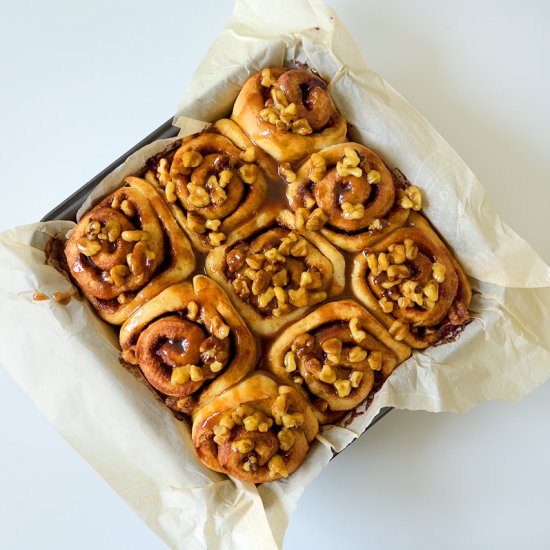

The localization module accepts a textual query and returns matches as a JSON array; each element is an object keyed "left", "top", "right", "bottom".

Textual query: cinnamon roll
[
  {"left": 268, "top": 300, "right": 411, "bottom": 424},
  {"left": 192, "top": 372, "right": 318, "bottom": 483},
  {"left": 64, "top": 177, "right": 195, "bottom": 325},
  {"left": 145, "top": 119, "right": 277, "bottom": 253},
  {"left": 351, "top": 212, "right": 472, "bottom": 348},
  {"left": 232, "top": 67, "right": 347, "bottom": 163},
  {"left": 119, "top": 275, "right": 256, "bottom": 414},
  {"left": 287, "top": 143, "right": 416, "bottom": 252},
  {"left": 205, "top": 205, "right": 345, "bottom": 336}
]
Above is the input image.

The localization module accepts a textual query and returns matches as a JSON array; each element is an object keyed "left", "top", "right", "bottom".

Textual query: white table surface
[{"left": 1, "top": 1, "right": 549, "bottom": 549}]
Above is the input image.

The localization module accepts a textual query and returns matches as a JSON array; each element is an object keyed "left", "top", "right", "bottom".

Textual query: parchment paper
[{"left": 1, "top": 0, "right": 550, "bottom": 548}]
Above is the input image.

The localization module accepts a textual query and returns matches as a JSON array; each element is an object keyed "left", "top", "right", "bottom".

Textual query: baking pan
[
  {"left": 42, "top": 118, "right": 179, "bottom": 222},
  {"left": 41, "top": 118, "right": 392, "bottom": 451}
]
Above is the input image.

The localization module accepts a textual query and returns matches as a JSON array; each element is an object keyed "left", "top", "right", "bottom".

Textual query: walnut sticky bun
[
  {"left": 206, "top": 205, "right": 345, "bottom": 335},
  {"left": 232, "top": 67, "right": 347, "bottom": 163},
  {"left": 144, "top": 119, "right": 277, "bottom": 253},
  {"left": 268, "top": 300, "right": 411, "bottom": 424},
  {"left": 352, "top": 213, "right": 472, "bottom": 348},
  {"left": 64, "top": 177, "right": 195, "bottom": 325},
  {"left": 119, "top": 276, "right": 256, "bottom": 414},
  {"left": 287, "top": 143, "right": 419, "bottom": 252},
  {"left": 192, "top": 373, "right": 318, "bottom": 483}
]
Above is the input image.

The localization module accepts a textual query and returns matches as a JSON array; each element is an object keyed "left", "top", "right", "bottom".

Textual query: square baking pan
[{"left": 41, "top": 118, "right": 392, "bottom": 451}]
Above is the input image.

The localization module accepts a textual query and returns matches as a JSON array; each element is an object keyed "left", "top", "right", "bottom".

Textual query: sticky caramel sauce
[
  {"left": 33, "top": 289, "right": 73, "bottom": 306},
  {"left": 433, "top": 318, "right": 473, "bottom": 347},
  {"left": 52, "top": 291, "right": 72, "bottom": 305},
  {"left": 41, "top": 232, "right": 82, "bottom": 306}
]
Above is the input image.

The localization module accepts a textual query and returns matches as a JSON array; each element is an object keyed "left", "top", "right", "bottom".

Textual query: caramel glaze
[
  {"left": 52, "top": 291, "right": 72, "bottom": 305},
  {"left": 433, "top": 317, "right": 473, "bottom": 347},
  {"left": 45, "top": 230, "right": 73, "bottom": 283},
  {"left": 55, "top": 116, "right": 469, "bottom": 430},
  {"left": 39, "top": 232, "right": 81, "bottom": 306}
]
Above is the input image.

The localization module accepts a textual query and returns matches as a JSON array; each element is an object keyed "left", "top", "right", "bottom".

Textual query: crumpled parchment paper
[{"left": 1, "top": 0, "right": 549, "bottom": 548}]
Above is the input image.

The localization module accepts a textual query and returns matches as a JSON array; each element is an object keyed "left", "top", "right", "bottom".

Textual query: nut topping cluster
[
  {"left": 225, "top": 229, "right": 328, "bottom": 317},
  {"left": 199, "top": 380, "right": 314, "bottom": 481},
  {"left": 232, "top": 67, "right": 347, "bottom": 163},
  {"left": 64, "top": 176, "right": 199, "bottom": 325},
  {"left": 152, "top": 148, "right": 258, "bottom": 248},
  {"left": 143, "top": 121, "right": 271, "bottom": 253},
  {"left": 366, "top": 240, "right": 446, "bottom": 315},
  {"left": 260, "top": 86, "right": 314, "bottom": 136},
  {"left": 211, "top": 389, "right": 307, "bottom": 479},
  {"left": 258, "top": 68, "right": 335, "bottom": 137},
  {"left": 286, "top": 316, "right": 380, "bottom": 400},
  {"left": 286, "top": 142, "right": 423, "bottom": 252}
]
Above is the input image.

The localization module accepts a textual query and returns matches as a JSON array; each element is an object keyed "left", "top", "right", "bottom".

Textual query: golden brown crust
[
  {"left": 192, "top": 372, "right": 318, "bottom": 483},
  {"left": 205, "top": 205, "right": 345, "bottom": 336},
  {"left": 287, "top": 143, "right": 411, "bottom": 252},
  {"left": 119, "top": 275, "right": 256, "bottom": 413},
  {"left": 232, "top": 68, "right": 347, "bottom": 163},
  {"left": 145, "top": 119, "right": 277, "bottom": 254},
  {"left": 267, "top": 300, "right": 411, "bottom": 423},
  {"left": 351, "top": 213, "right": 472, "bottom": 348},
  {"left": 64, "top": 177, "right": 195, "bottom": 325}
]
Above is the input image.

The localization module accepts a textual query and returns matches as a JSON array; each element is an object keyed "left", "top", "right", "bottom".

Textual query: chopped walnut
[
  {"left": 291, "top": 118, "right": 313, "bottom": 135},
  {"left": 432, "top": 262, "right": 446, "bottom": 283},
  {"left": 260, "top": 68, "right": 276, "bottom": 87},
  {"left": 309, "top": 153, "right": 326, "bottom": 183},
  {"left": 226, "top": 246, "right": 248, "bottom": 272},
  {"left": 305, "top": 208, "right": 328, "bottom": 230},
  {"left": 279, "top": 162, "right": 296, "bottom": 183}
]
